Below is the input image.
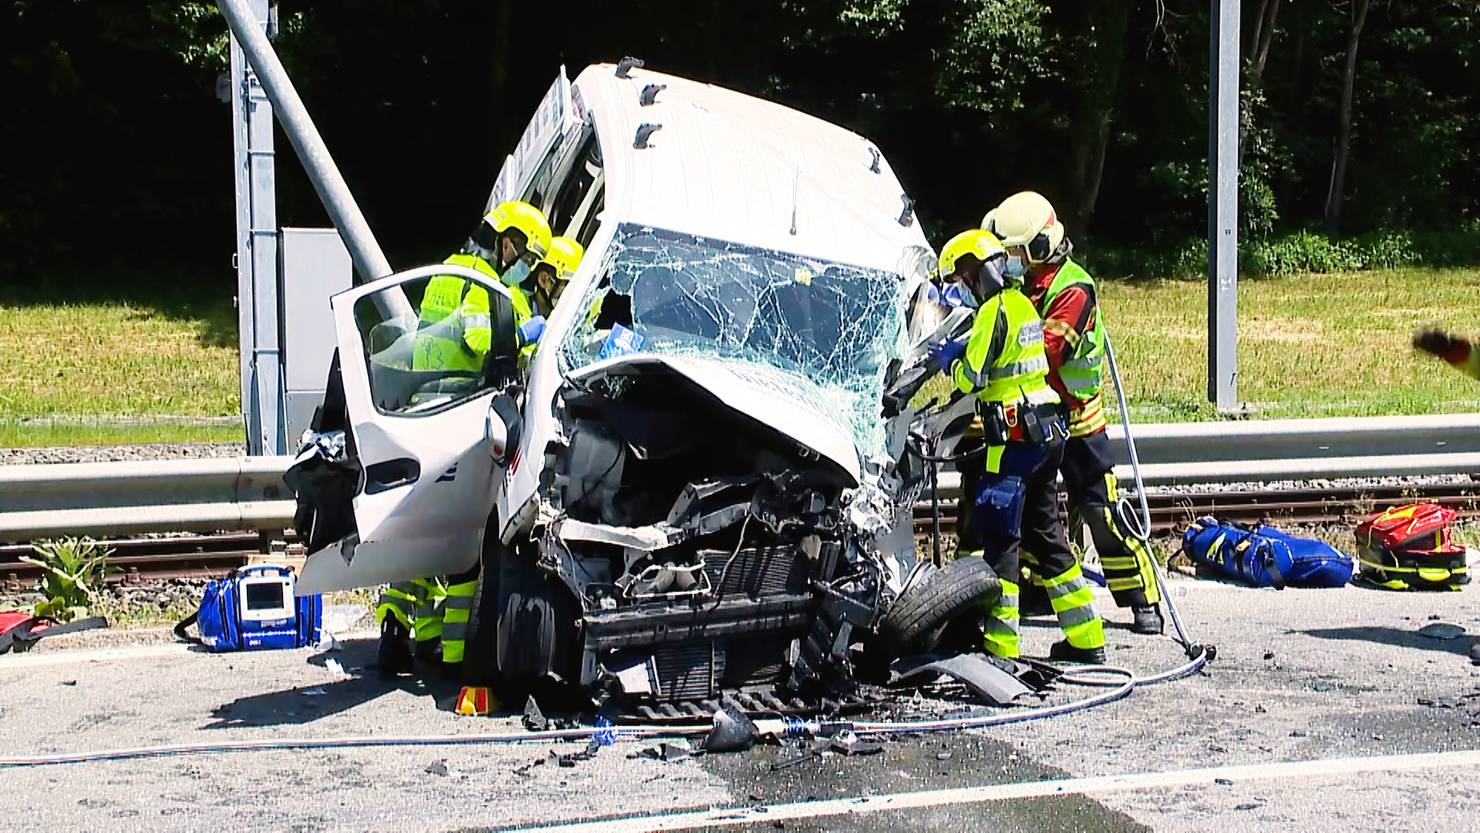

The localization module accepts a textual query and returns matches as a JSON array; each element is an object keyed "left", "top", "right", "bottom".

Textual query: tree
[
  {"left": 1063, "top": 0, "right": 1135, "bottom": 233},
  {"left": 1323, "top": 0, "right": 1372, "bottom": 234}
]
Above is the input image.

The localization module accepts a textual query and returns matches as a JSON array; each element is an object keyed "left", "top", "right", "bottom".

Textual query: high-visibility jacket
[
  {"left": 412, "top": 255, "right": 497, "bottom": 373},
  {"left": 951, "top": 287, "right": 1060, "bottom": 412},
  {"left": 1039, "top": 259, "right": 1105, "bottom": 401},
  {"left": 1034, "top": 258, "right": 1107, "bottom": 437}
]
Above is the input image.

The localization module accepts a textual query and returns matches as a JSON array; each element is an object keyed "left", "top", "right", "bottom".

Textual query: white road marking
[
  {"left": 0, "top": 629, "right": 379, "bottom": 670},
  {"left": 509, "top": 748, "right": 1480, "bottom": 833}
]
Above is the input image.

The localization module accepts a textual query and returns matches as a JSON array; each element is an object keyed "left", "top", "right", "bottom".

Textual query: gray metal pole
[
  {"left": 217, "top": 0, "right": 392, "bottom": 284},
  {"left": 228, "top": 0, "right": 283, "bottom": 455},
  {"left": 1208, "top": 0, "right": 1240, "bottom": 411}
]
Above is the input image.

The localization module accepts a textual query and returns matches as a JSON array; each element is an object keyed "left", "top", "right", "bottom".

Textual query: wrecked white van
[{"left": 288, "top": 62, "right": 994, "bottom": 714}]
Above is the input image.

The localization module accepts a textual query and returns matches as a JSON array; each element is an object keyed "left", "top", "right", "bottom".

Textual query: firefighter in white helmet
[{"left": 982, "top": 191, "right": 1165, "bottom": 636}]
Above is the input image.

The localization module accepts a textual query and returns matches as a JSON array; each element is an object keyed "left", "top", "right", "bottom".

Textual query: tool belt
[{"left": 978, "top": 401, "right": 1064, "bottom": 445}]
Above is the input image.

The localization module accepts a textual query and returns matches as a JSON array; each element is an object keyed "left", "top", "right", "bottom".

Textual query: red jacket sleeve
[{"left": 1040, "top": 285, "right": 1096, "bottom": 408}]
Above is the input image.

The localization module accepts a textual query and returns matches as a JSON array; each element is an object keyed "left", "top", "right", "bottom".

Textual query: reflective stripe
[
  {"left": 987, "top": 355, "right": 1049, "bottom": 380},
  {"left": 463, "top": 313, "right": 491, "bottom": 330},
  {"left": 1040, "top": 562, "right": 1087, "bottom": 590},
  {"left": 377, "top": 594, "right": 414, "bottom": 613},
  {"left": 1051, "top": 598, "right": 1100, "bottom": 628},
  {"left": 441, "top": 621, "right": 469, "bottom": 641},
  {"left": 1107, "top": 576, "right": 1144, "bottom": 591},
  {"left": 443, "top": 595, "right": 475, "bottom": 611}
]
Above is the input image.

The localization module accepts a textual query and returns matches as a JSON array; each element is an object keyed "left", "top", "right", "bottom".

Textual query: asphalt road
[{"left": 3, "top": 576, "right": 1479, "bottom": 832}]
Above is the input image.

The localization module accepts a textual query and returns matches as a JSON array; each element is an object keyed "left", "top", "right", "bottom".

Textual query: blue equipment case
[{"left": 180, "top": 564, "right": 323, "bottom": 651}]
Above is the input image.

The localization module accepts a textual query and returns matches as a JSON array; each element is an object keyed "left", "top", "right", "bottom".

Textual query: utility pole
[
  {"left": 228, "top": 0, "right": 283, "bottom": 455},
  {"left": 1208, "top": 0, "right": 1240, "bottom": 412}
]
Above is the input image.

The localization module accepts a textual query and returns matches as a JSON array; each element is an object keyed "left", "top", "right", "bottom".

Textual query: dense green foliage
[{"left": 3, "top": 1, "right": 1477, "bottom": 282}]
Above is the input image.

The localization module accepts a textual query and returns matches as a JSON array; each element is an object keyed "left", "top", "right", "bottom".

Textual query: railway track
[{"left": 2, "top": 481, "right": 1477, "bottom": 590}]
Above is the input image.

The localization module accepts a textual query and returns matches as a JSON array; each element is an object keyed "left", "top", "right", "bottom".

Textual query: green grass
[
  {"left": 0, "top": 283, "right": 240, "bottom": 420},
  {"left": 0, "top": 421, "right": 244, "bottom": 448},
  {"left": 925, "top": 266, "right": 1480, "bottom": 422}
]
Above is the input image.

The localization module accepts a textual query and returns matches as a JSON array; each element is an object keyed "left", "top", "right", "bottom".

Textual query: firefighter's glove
[
  {"left": 1413, "top": 328, "right": 1472, "bottom": 365},
  {"left": 517, "top": 316, "right": 546, "bottom": 348},
  {"left": 929, "top": 337, "right": 967, "bottom": 375}
]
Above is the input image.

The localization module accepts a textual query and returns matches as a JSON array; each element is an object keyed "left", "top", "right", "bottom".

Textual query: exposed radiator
[
  {"left": 654, "top": 642, "right": 723, "bottom": 700},
  {"left": 701, "top": 543, "right": 810, "bottom": 597}
]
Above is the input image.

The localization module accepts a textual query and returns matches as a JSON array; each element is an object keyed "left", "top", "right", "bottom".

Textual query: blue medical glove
[
  {"left": 517, "top": 315, "right": 546, "bottom": 347},
  {"left": 929, "top": 337, "right": 967, "bottom": 375}
]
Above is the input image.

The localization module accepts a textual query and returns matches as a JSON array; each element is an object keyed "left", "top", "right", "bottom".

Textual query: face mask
[
  {"left": 1004, "top": 254, "right": 1027, "bottom": 279},
  {"left": 502, "top": 260, "right": 532, "bottom": 287}
]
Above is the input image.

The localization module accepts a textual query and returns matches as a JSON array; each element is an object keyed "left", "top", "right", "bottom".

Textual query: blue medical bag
[
  {"left": 176, "top": 564, "right": 323, "bottom": 651},
  {"left": 1182, "top": 518, "right": 1353, "bottom": 589}
]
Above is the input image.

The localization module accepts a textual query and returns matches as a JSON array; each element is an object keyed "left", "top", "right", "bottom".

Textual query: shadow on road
[
  {"left": 203, "top": 638, "right": 456, "bottom": 728},
  {"left": 1298, "top": 625, "right": 1477, "bottom": 658}
]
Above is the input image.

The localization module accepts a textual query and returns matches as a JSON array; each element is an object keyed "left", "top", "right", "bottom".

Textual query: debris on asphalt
[
  {"left": 522, "top": 696, "right": 548, "bottom": 731},
  {"left": 552, "top": 740, "right": 603, "bottom": 768},
  {"left": 424, "top": 759, "right": 451, "bottom": 777},
  {"left": 325, "top": 659, "right": 347, "bottom": 677},
  {"left": 1417, "top": 622, "right": 1466, "bottom": 640},
  {"left": 301, "top": 687, "right": 327, "bottom": 697},
  {"left": 632, "top": 740, "right": 693, "bottom": 762},
  {"left": 702, "top": 704, "right": 760, "bottom": 753},
  {"left": 1214, "top": 778, "right": 1234, "bottom": 786},
  {"left": 888, "top": 653, "right": 1041, "bottom": 706}
]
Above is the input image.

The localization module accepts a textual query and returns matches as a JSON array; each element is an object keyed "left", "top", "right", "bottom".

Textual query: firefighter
[
  {"left": 984, "top": 191, "right": 1165, "bottom": 635},
  {"left": 532, "top": 236, "right": 585, "bottom": 318},
  {"left": 1414, "top": 328, "right": 1480, "bottom": 380},
  {"left": 377, "top": 201, "right": 551, "bottom": 679},
  {"left": 931, "top": 229, "right": 1107, "bottom": 663}
]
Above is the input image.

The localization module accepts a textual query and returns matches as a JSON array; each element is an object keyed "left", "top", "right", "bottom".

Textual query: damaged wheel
[{"left": 871, "top": 556, "right": 1002, "bottom": 661}]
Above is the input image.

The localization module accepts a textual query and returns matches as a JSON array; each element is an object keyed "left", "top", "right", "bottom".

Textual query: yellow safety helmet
[
  {"left": 938, "top": 229, "right": 1007, "bottom": 279},
  {"left": 481, "top": 200, "right": 553, "bottom": 260},
  {"left": 982, "top": 191, "right": 1065, "bottom": 265},
  {"left": 537, "top": 236, "right": 585, "bottom": 282}
]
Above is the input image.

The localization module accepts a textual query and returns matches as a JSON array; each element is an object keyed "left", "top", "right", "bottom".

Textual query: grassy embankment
[{"left": 3, "top": 267, "right": 1479, "bottom": 447}]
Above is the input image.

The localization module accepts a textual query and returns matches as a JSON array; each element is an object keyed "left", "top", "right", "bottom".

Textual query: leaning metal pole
[
  {"left": 1208, "top": 0, "right": 1239, "bottom": 411},
  {"left": 217, "top": 0, "right": 393, "bottom": 285}
]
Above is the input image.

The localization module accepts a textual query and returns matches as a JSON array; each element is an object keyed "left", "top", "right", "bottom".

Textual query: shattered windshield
[{"left": 561, "top": 224, "right": 906, "bottom": 455}]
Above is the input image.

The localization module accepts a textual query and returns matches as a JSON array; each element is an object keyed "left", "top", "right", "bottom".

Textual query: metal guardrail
[
  {"left": 0, "top": 457, "right": 296, "bottom": 540},
  {"left": 0, "top": 415, "right": 1477, "bottom": 542}
]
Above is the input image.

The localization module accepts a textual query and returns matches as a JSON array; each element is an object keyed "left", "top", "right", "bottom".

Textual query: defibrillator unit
[{"left": 175, "top": 564, "right": 323, "bottom": 651}]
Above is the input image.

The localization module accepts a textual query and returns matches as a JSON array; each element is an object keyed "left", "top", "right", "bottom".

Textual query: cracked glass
[{"left": 561, "top": 224, "right": 906, "bottom": 455}]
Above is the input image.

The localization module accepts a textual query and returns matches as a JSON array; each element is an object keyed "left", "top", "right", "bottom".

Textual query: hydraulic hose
[
  {"left": 0, "top": 670, "right": 1137, "bottom": 768},
  {"left": 1103, "top": 330, "right": 1212, "bottom": 666}
]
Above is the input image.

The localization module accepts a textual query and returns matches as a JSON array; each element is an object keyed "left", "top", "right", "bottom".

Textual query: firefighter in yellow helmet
[
  {"left": 932, "top": 229, "right": 1106, "bottom": 663},
  {"left": 532, "top": 236, "right": 585, "bottom": 318},
  {"left": 982, "top": 190, "right": 1164, "bottom": 636},
  {"left": 377, "top": 201, "right": 551, "bottom": 681}
]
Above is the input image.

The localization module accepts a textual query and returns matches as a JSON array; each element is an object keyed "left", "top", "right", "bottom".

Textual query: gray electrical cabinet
[{"left": 279, "top": 227, "right": 353, "bottom": 445}]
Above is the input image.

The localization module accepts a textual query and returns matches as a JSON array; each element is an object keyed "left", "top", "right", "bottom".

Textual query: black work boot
[
  {"left": 1131, "top": 604, "right": 1165, "bottom": 636},
  {"left": 1049, "top": 640, "right": 1107, "bottom": 665},
  {"left": 377, "top": 620, "right": 414, "bottom": 677},
  {"left": 415, "top": 637, "right": 443, "bottom": 666}
]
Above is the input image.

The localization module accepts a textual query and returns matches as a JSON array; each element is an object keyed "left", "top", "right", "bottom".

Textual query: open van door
[{"left": 296, "top": 264, "right": 523, "bottom": 594}]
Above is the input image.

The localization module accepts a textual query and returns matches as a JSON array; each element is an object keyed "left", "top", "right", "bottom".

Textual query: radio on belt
[{"left": 176, "top": 565, "right": 323, "bottom": 652}]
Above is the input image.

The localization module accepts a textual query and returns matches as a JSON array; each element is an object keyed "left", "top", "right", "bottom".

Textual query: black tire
[{"left": 874, "top": 556, "right": 1002, "bottom": 659}]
